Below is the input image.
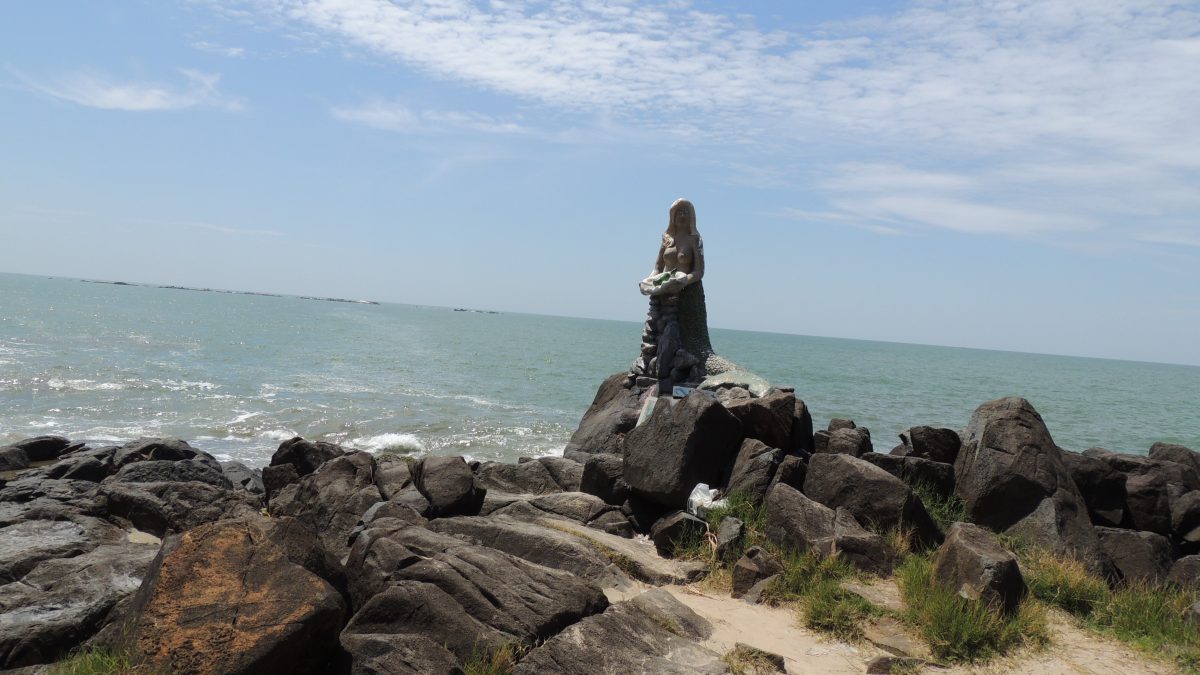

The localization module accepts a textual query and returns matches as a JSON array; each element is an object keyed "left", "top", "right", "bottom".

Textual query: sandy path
[{"left": 663, "top": 585, "right": 884, "bottom": 674}]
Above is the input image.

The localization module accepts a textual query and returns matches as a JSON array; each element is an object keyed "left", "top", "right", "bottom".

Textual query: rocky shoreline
[{"left": 2, "top": 372, "right": 1198, "bottom": 673}]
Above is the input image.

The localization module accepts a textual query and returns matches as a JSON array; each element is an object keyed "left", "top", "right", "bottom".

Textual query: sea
[{"left": 1, "top": 272, "right": 1197, "bottom": 467}]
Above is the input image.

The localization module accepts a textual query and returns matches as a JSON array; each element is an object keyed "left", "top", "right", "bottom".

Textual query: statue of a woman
[{"left": 639, "top": 198, "right": 704, "bottom": 297}]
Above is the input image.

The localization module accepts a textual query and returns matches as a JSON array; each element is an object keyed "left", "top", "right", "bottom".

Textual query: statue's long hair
[{"left": 667, "top": 198, "right": 697, "bottom": 236}]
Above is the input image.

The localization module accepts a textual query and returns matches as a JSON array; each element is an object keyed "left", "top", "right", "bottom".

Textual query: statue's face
[{"left": 674, "top": 207, "right": 691, "bottom": 228}]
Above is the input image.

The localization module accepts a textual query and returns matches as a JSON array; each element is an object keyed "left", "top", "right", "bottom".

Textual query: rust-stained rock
[{"left": 127, "top": 518, "right": 345, "bottom": 675}]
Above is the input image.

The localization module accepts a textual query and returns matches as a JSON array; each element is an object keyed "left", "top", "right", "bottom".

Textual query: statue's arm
[
  {"left": 652, "top": 245, "right": 666, "bottom": 275},
  {"left": 684, "top": 237, "right": 705, "bottom": 284}
]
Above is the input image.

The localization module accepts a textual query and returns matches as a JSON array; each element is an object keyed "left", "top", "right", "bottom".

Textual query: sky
[{"left": 1, "top": 0, "right": 1198, "bottom": 366}]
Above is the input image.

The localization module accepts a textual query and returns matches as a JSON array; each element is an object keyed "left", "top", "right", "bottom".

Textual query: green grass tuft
[
  {"left": 897, "top": 554, "right": 1047, "bottom": 663},
  {"left": 1022, "top": 548, "right": 1110, "bottom": 616},
  {"left": 909, "top": 481, "right": 966, "bottom": 534},
  {"left": 1091, "top": 581, "right": 1200, "bottom": 671},
  {"left": 49, "top": 648, "right": 137, "bottom": 675},
  {"left": 463, "top": 643, "right": 519, "bottom": 675}
]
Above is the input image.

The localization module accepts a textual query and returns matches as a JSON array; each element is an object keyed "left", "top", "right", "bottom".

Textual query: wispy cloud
[
  {"left": 13, "top": 67, "right": 241, "bottom": 111},
  {"left": 218, "top": 0, "right": 1200, "bottom": 244},
  {"left": 192, "top": 41, "right": 247, "bottom": 58},
  {"left": 330, "top": 99, "right": 527, "bottom": 134}
]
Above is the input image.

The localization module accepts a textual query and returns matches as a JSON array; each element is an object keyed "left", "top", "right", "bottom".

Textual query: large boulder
[
  {"left": 429, "top": 515, "right": 635, "bottom": 588},
  {"left": 112, "top": 438, "right": 212, "bottom": 470},
  {"left": 861, "top": 453, "right": 955, "bottom": 498},
  {"left": 1173, "top": 491, "right": 1200, "bottom": 543},
  {"left": 931, "top": 523, "right": 1026, "bottom": 614},
  {"left": 343, "top": 521, "right": 608, "bottom": 643},
  {"left": 474, "top": 456, "right": 581, "bottom": 495},
  {"left": 270, "top": 436, "right": 345, "bottom": 476},
  {"left": 816, "top": 427, "right": 873, "bottom": 457},
  {"left": 725, "top": 439, "right": 783, "bottom": 506},
  {"left": 1167, "top": 555, "right": 1200, "bottom": 588},
  {"left": 955, "top": 398, "right": 1102, "bottom": 572},
  {"left": 99, "top": 480, "right": 262, "bottom": 537},
  {"left": 1082, "top": 448, "right": 1198, "bottom": 535},
  {"left": 731, "top": 546, "right": 783, "bottom": 599},
  {"left": 339, "top": 631, "right": 461, "bottom": 675},
  {"left": 514, "top": 589, "right": 727, "bottom": 675},
  {"left": 892, "top": 427, "right": 960, "bottom": 464},
  {"left": 110, "top": 458, "right": 231, "bottom": 489},
  {"left": 564, "top": 373, "right": 648, "bottom": 456},
  {"left": 804, "top": 453, "right": 942, "bottom": 550},
  {"left": 650, "top": 511, "right": 708, "bottom": 558},
  {"left": 1060, "top": 451, "right": 1127, "bottom": 527},
  {"left": 3, "top": 436, "right": 72, "bottom": 463},
  {"left": 622, "top": 391, "right": 743, "bottom": 508},
  {"left": 123, "top": 518, "right": 346, "bottom": 675},
  {"left": 0, "top": 447, "right": 29, "bottom": 472},
  {"left": 722, "top": 390, "right": 797, "bottom": 453},
  {"left": 763, "top": 483, "right": 892, "bottom": 574},
  {"left": 1095, "top": 527, "right": 1173, "bottom": 585},
  {"left": 791, "top": 398, "right": 816, "bottom": 456},
  {"left": 412, "top": 456, "right": 486, "bottom": 518},
  {"left": 44, "top": 446, "right": 116, "bottom": 483},
  {"left": 271, "top": 451, "right": 384, "bottom": 560},
  {"left": 221, "top": 462, "right": 265, "bottom": 495},
  {"left": 1149, "top": 443, "right": 1200, "bottom": 479},
  {"left": 0, "top": 537, "right": 160, "bottom": 669},
  {"left": 580, "top": 453, "right": 628, "bottom": 505}
]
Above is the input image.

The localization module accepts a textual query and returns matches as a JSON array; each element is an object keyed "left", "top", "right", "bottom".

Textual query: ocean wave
[
  {"left": 349, "top": 432, "right": 425, "bottom": 455},
  {"left": 46, "top": 378, "right": 128, "bottom": 391}
]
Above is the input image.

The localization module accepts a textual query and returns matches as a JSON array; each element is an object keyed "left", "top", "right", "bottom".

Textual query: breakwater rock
[{"left": 2, "top": 384, "right": 1198, "bottom": 672}]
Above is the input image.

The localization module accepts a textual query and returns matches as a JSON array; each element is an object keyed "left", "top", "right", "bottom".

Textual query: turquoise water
[{"left": 1, "top": 272, "right": 1197, "bottom": 465}]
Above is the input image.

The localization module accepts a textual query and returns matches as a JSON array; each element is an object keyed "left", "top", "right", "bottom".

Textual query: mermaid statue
[{"left": 634, "top": 199, "right": 770, "bottom": 396}]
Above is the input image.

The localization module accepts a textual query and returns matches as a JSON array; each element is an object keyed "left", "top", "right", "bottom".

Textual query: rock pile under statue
[{"left": 2, "top": 200, "right": 1198, "bottom": 673}]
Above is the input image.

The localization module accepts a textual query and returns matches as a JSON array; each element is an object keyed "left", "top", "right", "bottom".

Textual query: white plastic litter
[{"left": 686, "top": 483, "right": 727, "bottom": 516}]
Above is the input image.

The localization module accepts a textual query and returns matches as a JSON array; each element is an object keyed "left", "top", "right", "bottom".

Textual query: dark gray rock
[
  {"left": 1173, "top": 491, "right": 1200, "bottom": 543},
  {"left": 428, "top": 515, "right": 633, "bottom": 588},
  {"left": 818, "top": 427, "right": 872, "bottom": 457},
  {"left": 763, "top": 483, "right": 892, "bottom": 574},
  {"left": 262, "top": 463, "right": 300, "bottom": 504},
  {"left": 722, "top": 390, "right": 796, "bottom": 453},
  {"left": 99, "top": 480, "right": 262, "bottom": 537},
  {"left": 343, "top": 522, "right": 608, "bottom": 643},
  {"left": 623, "top": 391, "right": 743, "bottom": 508},
  {"left": 528, "top": 492, "right": 610, "bottom": 524},
  {"left": 580, "top": 453, "right": 628, "bottom": 505},
  {"left": 1083, "top": 448, "right": 1198, "bottom": 535},
  {"left": 731, "top": 546, "right": 783, "bottom": 599},
  {"left": 342, "top": 581, "right": 506, "bottom": 664},
  {"left": 1061, "top": 451, "right": 1127, "bottom": 527},
  {"left": 513, "top": 588, "right": 725, "bottom": 675},
  {"left": 564, "top": 372, "right": 646, "bottom": 456},
  {"left": 650, "top": 511, "right": 708, "bottom": 557},
  {"left": 956, "top": 398, "right": 1102, "bottom": 573},
  {"left": 474, "top": 456, "right": 582, "bottom": 495},
  {"left": 47, "top": 450, "right": 112, "bottom": 482},
  {"left": 726, "top": 439, "right": 783, "bottom": 507},
  {"left": 861, "top": 453, "right": 955, "bottom": 498},
  {"left": 0, "top": 447, "right": 30, "bottom": 472},
  {"left": 931, "top": 522, "right": 1026, "bottom": 614},
  {"left": 1096, "top": 527, "right": 1173, "bottom": 585},
  {"left": 4, "top": 436, "right": 72, "bottom": 462},
  {"left": 828, "top": 418, "right": 856, "bottom": 431},
  {"left": 813, "top": 429, "right": 831, "bottom": 454},
  {"left": 271, "top": 451, "right": 383, "bottom": 560},
  {"left": 221, "top": 461, "right": 264, "bottom": 494},
  {"left": 413, "top": 456, "right": 485, "bottom": 518},
  {"left": 0, "top": 539, "right": 159, "bottom": 668},
  {"left": 1149, "top": 442, "right": 1200, "bottom": 479},
  {"left": 715, "top": 517, "right": 745, "bottom": 562},
  {"left": 804, "top": 453, "right": 942, "bottom": 550},
  {"left": 111, "top": 459, "right": 231, "bottom": 489},
  {"left": 1167, "top": 555, "right": 1200, "bottom": 588},
  {"left": 791, "top": 398, "right": 815, "bottom": 455},
  {"left": 339, "top": 631, "right": 463, "bottom": 675},
  {"left": 769, "top": 455, "right": 807, "bottom": 493},
  {"left": 894, "top": 427, "right": 960, "bottom": 464},
  {"left": 112, "top": 438, "right": 209, "bottom": 469},
  {"left": 270, "top": 436, "right": 345, "bottom": 476},
  {"left": 588, "top": 509, "right": 635, "bottom": 538},
  {"left": 374, "top": 454, "right": 415, "bottom": 499}
]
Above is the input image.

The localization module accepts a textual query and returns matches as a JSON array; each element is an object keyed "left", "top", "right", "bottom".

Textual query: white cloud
[
  {"left": 331, "top": 99, "right": 528, "bottom": 134},
  {"left": 15, "top": 68, "right": 241, "bottom": 111},
  {"left": 192, "top": 41, "right": 247, "bottom": 58},
  {"left": 216, "top": 0, "right": 1200, "bottom": 244}
]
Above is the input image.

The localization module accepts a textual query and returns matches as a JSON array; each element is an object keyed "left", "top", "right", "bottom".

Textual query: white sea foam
[
  {"left": 350, "top": 432, "right": 425, "bottom": 455},
  {"left": 258, "top": 429, "right": 298, "bottom": 442},
  {"left": 46, "top": 378, "right": 128, "bottom": 391}
]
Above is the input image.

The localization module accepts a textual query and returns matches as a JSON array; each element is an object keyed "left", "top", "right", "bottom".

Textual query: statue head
[{"left": 667, "top": 198, "right": 697, "bottom": 236}]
